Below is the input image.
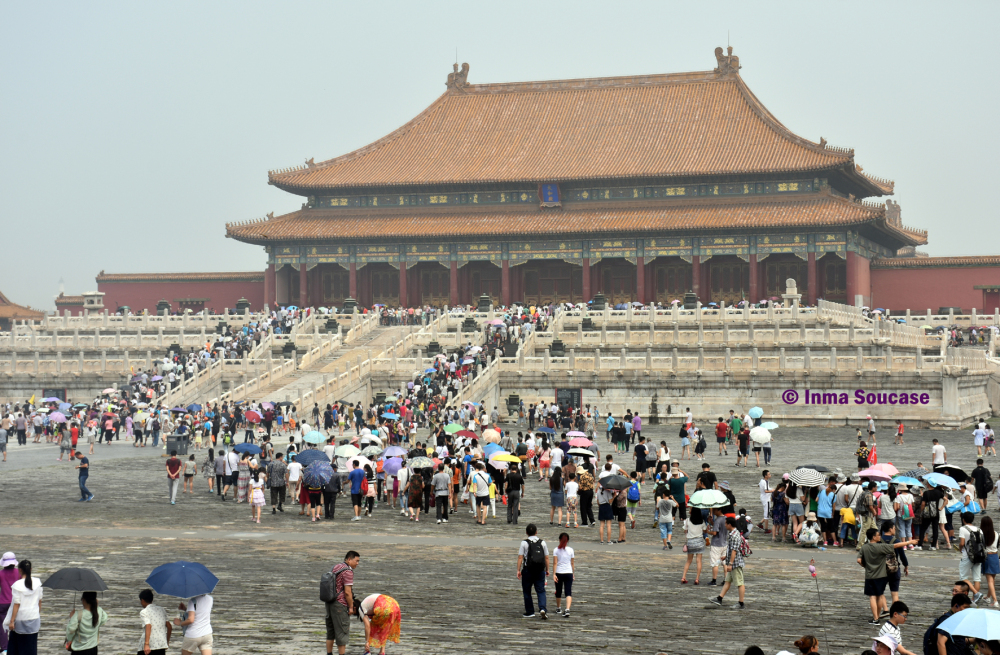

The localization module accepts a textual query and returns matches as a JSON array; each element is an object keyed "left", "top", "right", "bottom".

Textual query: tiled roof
[
  {"left": 96, "top": 271, "right": 264, "bottom": 283},
  {"left": 228, "top": 195, "right": 925, "bottom": 245},
  {"left": 873, "top": 256, "right": 1000, "bottom": 269},
  {"left": 55, "top": 294, "right": 85, "bottom": 305},
  {"left": 0, "top": 290, "right": 44, "bottom": 320},
  {"left": 268, "top": 52, "right": 887, "bottom": 195}
]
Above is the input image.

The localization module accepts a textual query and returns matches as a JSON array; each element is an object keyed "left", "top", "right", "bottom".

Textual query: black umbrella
[
  {"left": 599, "top": 474, "right": 630, "bottom": 490},
  {"left": 934, "top": 464, "right": 968, "bottom": 483},
  {"left": 42, "top": 568, "right": 108, "bottom": 592},
  {"left": 903, "top": 467, "right": 930, "bottom": 479},
  {"left": 797, "top": 465, "right": 831, "bottom": 473},
  {"left": 277, "top": 401, "right": 293, "bottom": 407}
]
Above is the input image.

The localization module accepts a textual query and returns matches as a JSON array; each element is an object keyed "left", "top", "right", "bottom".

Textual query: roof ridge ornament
[
  {"left": 714, "top": 46, "right": 740, "bottom": 76},
  {"left": 446, "top": 62, "right": 470, "bottom": 90}
]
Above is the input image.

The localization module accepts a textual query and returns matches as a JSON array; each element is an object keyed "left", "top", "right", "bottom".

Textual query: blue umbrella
[
  {"left": 938, "top": 608, "right": 1000, "bottom": 640},
  {"left": 303, "top": 461, "right": 334, "bottom": 487},
  {"left": 58, "top": 402, "right": 72, "bottom": 411},
  {"left": 535, "top": 427, "right": 555, "bottom": 434},
  {"left": 924, "top": 472, "right": 960, "bottom": 489},
  {"left": 381, "top": 413, "right": 399, "bottom": 420},
  {"left": 424, "top": 368, "right": 436, "bottom": 374},
  {"left": 187, "top": 404, "right": 202, "bottom": 412},
  {"left": 233, "top": 443, "right": 262, "bottom": 456},
  {"left": 748, "top": 407, "right": 764, "bottom": 419},
  {"left": 890, "top": 476, "right": 922, "bottom": 486},
  {"left": 302, "top": 430, "right": 325, "bottom": 444},
  {"left": 145, "top": 561, "right": 218, "bottom": 598},
  {"left": 170, "top": 407, "right": 187, "bottom": 413},
  {"left": 761, "top": 422, "right": 779, "bottom": 430},
  {"left": 383, "top": 446, "right": 407, "bottom": 458},
  {"left": 295, "top": 449, "right": 330, "bottom": 467},
  {"left": 483, "top": 443, "right": 504, "bottom": 457}
]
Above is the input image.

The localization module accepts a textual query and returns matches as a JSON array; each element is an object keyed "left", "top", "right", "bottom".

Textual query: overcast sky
[{"left": 3, "top": 2, "right": 997, "bottom": 311}]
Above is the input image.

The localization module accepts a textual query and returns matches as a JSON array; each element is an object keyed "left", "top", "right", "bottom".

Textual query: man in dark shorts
[
  {"left": 715, "top": 417, "right": 728, "bottom": 456},
  {"left": 348, "top": 461, "right": 366, "bottom": 521},
  {"left": 858, "top": 527, "right": 915, "bottom": 625},
  {"left": 632, "top": 436, "right": 649, "bottom": 482},
  {"left": 668, "top": 465, "right": 688, "bottom": 521},
  {"left": 737, "top": 428, "right": 750, "bottom": 467},
  {"left": 971, "top": 458, "right": 993, "bottom": 510},
  {"left": 325, "top": 551, "right": 359, "bottom": 655}
]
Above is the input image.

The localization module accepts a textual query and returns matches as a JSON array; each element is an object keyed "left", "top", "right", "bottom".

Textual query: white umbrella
[
  {"left": 789, "top": 468, "right": 826, "bottom": 487},
  {"left": 749, "top": 427, "right": 771, "bottom": 444}
]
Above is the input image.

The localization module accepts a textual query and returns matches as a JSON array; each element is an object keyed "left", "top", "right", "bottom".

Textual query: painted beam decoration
[
  {"left": 816, "top": 232, "right": 847, "bottom": 257},
  {"left": 700, "top": 235, "right": 749, "bottom": 258},
  {"left": 458, "top": 242, "right": 502, "bottom": 262},
  {"left": 357, "top": 245, "right": 399, "bottom": 264},
  {"left": 509, "top": 240, "right": 583, "bottom": 263},
  {"left": 644, "top": 237, "right": 694, "bottom": 260},
  {"left": 758, "top": 234, "right": 809, "bottom": 256}
]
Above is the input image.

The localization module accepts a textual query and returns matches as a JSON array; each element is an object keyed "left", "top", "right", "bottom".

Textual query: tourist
[
  {"left": 174, "top": 592, "right": 214, "bottom": 655},
  {"left": 250, "top": 465, "right": 266, "bottom": 523},
  {"left": 405, "top": 468, "right": 423, "bottom": 522},
  {"left": 972, "top": 458, "right": 993, "bottom": 510},
  {"left": 137, "top": 589, "right": 172, "bottom": 655},
  {"left": 681, "top": 507, "right": 705, "bottom": 584},
  {"left": 880, "top": 521, "right": 908, "bottom": 605},
  {"left": 58, "top": 425, "right": 72, "bottom": 461},
  {"left": 894, "top": 483, "right": 915, "bottom": 545},
  {"left": 922, "top": 594, "right": 971, "bottom": 655},
  {"left": 715, "top": 417, "right": 728, "bottom": 456},
  {"left": 165, "top": 450, "right": 183, "bottom": 505},
  {"left": 658, "top": 491, "right": 677, "bottom": 549},
  {"left": 707, "top": 507, "right": 727, "bottom": 586},
  {"left": 549, "top": 466, "right": 565, "bottom": 526},
  {"left": 669, "top": 465, "right": 689, "bottom": 521},
  {"left": 4, "top": 560, "right": 42, "bottom": 654},
  {"left": 552, "top": 532, "right": 575, "bottom": 617},
  {"left": 894, "top": 419, "right": 905, "bottom": 446},
  {"left": 878, "top": 601, "right": 914, "bottom": 655},
  {"left": 221, "top": 447, "right": 238, "bottom": 501},
  {"left": 506, "top": 460, "right": 524, "bottom": 525},
  {"left": 792, "top": 635, "right": 819, "bottom": 654},
  {"left": 470, "top": 462, "right": 491, "bottom": 525},
  {"left": 323, "top": 462, "right": 341, "bottom": 520},
  {"left": 736, "top": 426, "right": 750, "bottom": 467},
  {"left": 0, "top": 423, "right": 7, "bottom": 462},
  {"left": 236, "top": 453, "right": 252, "bottom": 504},
  {"left": 75, "top": 451, "right": 93, "bottom": 502},
  {"left": 656, "top": 441, "right": 670, "bottom": 473},
  {"left": 757, "top": 470, "right": 773, "bottom": 534},
  {"left": 64, "top": 591, "right": 108, "bottom": 654},
  {"left": 958, "top": 511, "right": 984, "bottom": 603},
  {"left": 432, "top": 464, "right": 450, "bottom": 524},
  {"left": 267, "top": 453, "right": 287, "bottom": 513},
  {"left": 856, "top": 441, "right": 871, "bottom": 472},
  {"left": 858, "top": 482, "right": 879, "bottom": 548},
  {"left": 537, "top": 440, "right": 550, "bottom": 481},
  {"left": 858, "top": 527, "right": 914, "bottom": 625},
  {"left": 867, "top": 415, "right": 876, "bottom": 444},
  {"left": 710, "top": 516, "right": 748, "bottom": 609},
  {"left": 679, "top": 423, "right": 691, "bottom": 460},
  {"left": 213, "top": 452, "right": 226, "bottom": 498},
  {"left": 0, "top": 552, "right": 18, "bottom": 654},
  {"left": 363, "top": 464, "right": 377, "bottom": 516},
  {"left": 931, "top": 438, "right": 947, "bottom": 467},
  {"left": 358, "top": 593, "right": 401, "bottom": 655},
  {"left": 516, "top": 524, "right": 549, "bottom": 619},
  {"left": 183, "top": 454, "right": 198, "bottom": 495},
  {"left": 577, "top": 462, "right": 595, "bottom": 527},
  {"left": 349, "top": 461, "right": 365, "bottom": 521},
  {"left": 564, "top": 472, "right": 579, "bottom": 529}
]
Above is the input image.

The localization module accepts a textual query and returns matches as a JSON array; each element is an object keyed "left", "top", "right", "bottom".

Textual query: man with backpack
[
  {"left": 516, "top": 524, "right": 549, "bottom": 619},
  {"left": 322, "top": 551, "right": 360, "bottom": 655},
  {"left": 958, "top": 512, "right": 986, "bottom": 604},
  {"left": 971, "top": 459, "right": 993, "bottom": 511},
  {"left": 710, "top": 516, "right": 750, "bottom": 609}
]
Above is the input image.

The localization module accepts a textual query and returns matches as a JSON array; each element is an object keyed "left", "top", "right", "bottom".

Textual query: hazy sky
[{"left": 3, "top": 2, "right": 998, "bottom": 311}]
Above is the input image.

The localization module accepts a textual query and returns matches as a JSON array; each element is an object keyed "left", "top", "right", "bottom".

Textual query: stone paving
[{"left": 1, "top": 422, "right": 997, "bottom": 654}]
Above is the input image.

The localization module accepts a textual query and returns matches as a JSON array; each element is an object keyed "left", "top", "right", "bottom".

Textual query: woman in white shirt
[
  {"left": 681, "top": 510, "right": 706, "bottom": 585},
  {"left": 4, "top": 560, "right": 42, "bottom": 653},
  {"left": 552, "top": 533, "right": 576, "bottom": 616},
  {"left": 982, "top": 516, "right": 1000, "bottom": 608}
]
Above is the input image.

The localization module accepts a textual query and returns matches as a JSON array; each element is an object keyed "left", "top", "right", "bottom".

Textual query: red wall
[
  {"left": 871, "top": 266, "right": 1000, "bottom": 314},
  {"left": 97, "top": 280, "right": 264, "bottom": 314}
]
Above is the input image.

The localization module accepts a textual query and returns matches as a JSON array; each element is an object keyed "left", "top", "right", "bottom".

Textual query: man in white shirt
[
  {"left": 957, "top": 512, "right": 984, "bottom": 602},
  {"left": 323, "top": 439, "right": 337, "bottom": 463},
  {"left": 931, "top": 439, "right": 947, "bottom": 466},
  {"left": 287, "top": 456, "right": 304, "bottom": 503},
  {"left": 221, "top": 449, "right": 239, "bottom": 500},
  {"left": 138, "top": 589, "right": 172, "bottom": 655},
  {"left": 549, "top": 445, "right": 564, "bottom": 470}
]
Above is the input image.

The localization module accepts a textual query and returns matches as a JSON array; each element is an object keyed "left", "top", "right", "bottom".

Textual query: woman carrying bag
[
  {"left": 64, "top": 591, "right": 108, "bottom": 654},
  {"left": 4, "top": 560, "right": 42, "bottom": 655}
]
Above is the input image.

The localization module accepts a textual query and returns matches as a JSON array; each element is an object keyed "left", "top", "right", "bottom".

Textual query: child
[
  {"left": 488, "top": 478, "right": 497, "bottom": 518},
  {"left": 856, "top": 427, "right": 864, "bottom": 441},
  {"left": 878, "top": 601, "right": 913, "bottom": 655},
  {"left": 250, "top": 467, "right": 266, "bottom": 524},
  {"left": 839, "top": 502, "right": 858, "bottom": 545},
  {"left": 735, "top": 508, "right": 754, "bottom": 537},
  {"left": 565, "top": 472, "right": 579, "bottom": 528},
  {"left": 658, "top": 493, "right": 677, "bottom": 549},
  {"left": 694, "top": 429, "right": 707, "bottom": 461},
  {"left": 626, "top": 471, "right": 642, "bottom": 530}
]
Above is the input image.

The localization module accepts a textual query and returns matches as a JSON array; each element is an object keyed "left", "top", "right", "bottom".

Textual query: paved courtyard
[{"left": 1, "top": 422, "right": 996, "bottom": 654}]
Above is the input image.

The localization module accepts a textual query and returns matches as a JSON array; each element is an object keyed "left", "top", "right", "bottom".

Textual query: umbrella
[
  {"left": 381, "top": 412, "right": 399, "bottom": 420},
  {"left": 42, "top": 568, "right": 109, "bottom": 592},
  {"left": 490, "top": 453, "right": 522, "bottom": 463},
  {"left": 170, "top": 407, "right": 187, "bottom": 413},
  {"left": 361, "top": 445, "right": 383, "bottom": 458},
  {"left": 302, "top": 430, "right": 326, "bottom": 444},
  {"left": 35, "top": 408, "right": 49, "bottom": 414},
  {"left": 489, "top": 319, "right": 504, "bottom": 325},
  {"left": 72, "top": 403, "right": 89, "bottom": 409},
  {"left": 925, "top": 472, "right": 961, "bottom": 489},
  {"left": 382, "top": 446, "right": 407, "bottom": 458},
  {"left": 408, "top": 456, "right": 434, "bottom": 469},
  {"left": 870, "top": 463, "right": 899, "bottom": 477},
  {"left": 49, "top": 412, "right": 67, "bottom": 423},
  {"left": 857, "top": 468, "right": 892, "bottom": 481},
  {"left": 424, "top": 368, "right": 437, "bottom": 374},
  {"left": 260, "top": 402, "right": 274, "bottom": 410},
  {"left": 903, "top": 467, "right": 931, "bottom": 479},
  {"left": 568, "top": 447, "right": 595, "bottom": 457},
  {"left": 461, "top": 358, "right": 475, "bottom": 365},
  {"left": 277, "top": 401, "right": 293, "bottom": 407},
  {"left": 796, "top": 464, "right": 831, "bottom": 473},
  {"left": 58, "top": 402, "right": 71, "bottom": 411},
  {"left": 891, "top": 476, "right": 923, "bottom": 486},
  {"left": 535, "top": 427, "right": 555, "bottom": 434},
  {"left": 444, "top": 423, "right": 464, "bottom": 434},
  {"left": 599, "top": 474, "right": 630, "bottom": 491},
  {"left": 938, "top": 608, "right": 1000, "bottom": 640},
  {"left": 748, "top": 427, "right": 770, "bottom": 444},
  {"left": 761, "top": 422, "right": 779, "bottom": 430},
  {"left": 150, "top": 375, "right": 163, "bottom": 381},
  {"left": 489, "top": 459, "right": 511, "bottom": 470},
  {"left": 303, "top": 461, "right": 334, "bottom": 487},
  {"left": 187, "top": 404, "right": 202, "bottom": 412},
  {"left": 382, "top": 457, "right": 404, "bottom": 475},
  {"left": 569, "top": 437, "right": 593, "bottom": 447},
  {"left": 233, "top": 443, "right": 262, "bottom": 456},
  {"left": 689, "top": 489, "right": 729, "bottom": 509},
  {"left": 335, "top": 444, "right": 361, "bottom": 458},
  {"left": 482, "top": 428, "right": 501, "bottom": 444},
  {"left": 934, "top": 464, "right": 968, "bottom": 483},
  {"left": 145, "top": 561, "right": 218, "bottom": 598},
  {"left": 567, "top": 431, "right": 587, "bottom": 438},
  {"left": 789, "top": 468, "right": 827, "bottom": 487},
  {"left": 102, "top": 388, "right": 116, "bottom": 395},
  {"left": 347, "top": 455, "right": 373, "bottom": 471},
  {"left": 483, "top": 443, "right": 504, "bottom": 457},
  {"left": 245, "top": 410, "right": 261, "bottom": 423},
  {"left": 462, "top": 401, "right": 480, "bottom": 407},
  {"left": 748, "top": 407, "right": 764, "bottom": 419},
  {"left": 134, "top": 412, "right": 150, "bottom": 422},
  {"left": 295, "top": 450, "right": 330, "bottom": 467},
  {"left": 41, "top": 396, "right": 61, "bottom": 402},
  {"left": 456, "top": 430, "right": 478, "bottom": 440}
]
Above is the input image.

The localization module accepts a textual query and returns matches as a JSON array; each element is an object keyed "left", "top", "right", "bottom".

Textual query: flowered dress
[
  {"left": 237, "top": 460, "right": 250, "bottom": 502},
  {"left": 365, "top": 594, "right": 401, "bottom": 648},
  {"left": 772, "top": 490, "right": 789, "bottom": 526}
]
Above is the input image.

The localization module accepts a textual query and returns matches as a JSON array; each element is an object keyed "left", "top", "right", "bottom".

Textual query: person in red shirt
[
  {"left": 715, "top": 418, "right": 729, "bottom": 456},
  {"left": 895, "top": 420, "right": 905, "bottom": 445},
  {"left": 70, "top": 422, "right": 79, "bottom": 449},
  {"left": 166, "top": 451, "right": 182, "bottom": 504}
]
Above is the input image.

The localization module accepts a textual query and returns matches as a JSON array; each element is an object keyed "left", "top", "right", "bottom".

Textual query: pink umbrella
[
  {"left": 858, "top": 468, "right": 892, "bottom": 480},
  {"left": 569, "top": 437, "right": 592, "bottom": 447},
  {"left": 245, "top": 410, "right": 262, "bottom": 424},
  {"left": 49, "top": 411, "right": 67, "bottom": 423},
  {"left": 347, "top": 455, "right": 373, "bottom": 471},
  {"left": 567, "top": 431, "right": 587, "bottom": 438},
  {"left": 260, "top": 402, "right": 274, "bottom": 410},
  {"left": 870, "top": 463, "right": 899, "bottom": 477}
]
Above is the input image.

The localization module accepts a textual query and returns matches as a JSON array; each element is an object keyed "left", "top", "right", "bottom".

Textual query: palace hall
[{"left": 226, "top": 47, "right": 928, "bottom": 311}]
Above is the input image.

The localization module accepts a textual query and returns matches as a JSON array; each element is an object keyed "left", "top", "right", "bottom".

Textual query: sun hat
[
  {"left": 872, "top": 634, "right": 898, "bottom": 652},
  {"left": 719, "top": 481, "right": 731, "bottom": 491},
  {"left": 0, "top": 552, "right": 16, "bottom": 567},
  {"left": 806, "top": 511, "right": 818, "bottom": 521}
]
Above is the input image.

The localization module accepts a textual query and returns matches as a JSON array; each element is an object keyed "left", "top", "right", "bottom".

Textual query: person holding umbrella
[{"left": 64, "top": 591, "right": 108, "bottom": 654}]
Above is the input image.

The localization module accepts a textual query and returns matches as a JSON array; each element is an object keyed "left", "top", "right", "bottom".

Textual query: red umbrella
[
  {"left": 456, "top": 430, "right": 477, "bottom": 440},
  {"left": 245, "top": 410, "right": 262, "bottom": 424}
]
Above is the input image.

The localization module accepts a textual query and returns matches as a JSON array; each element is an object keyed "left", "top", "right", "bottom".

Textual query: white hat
[
  {"left": 1, "top": 552, "right": 16, "bottom": 567},
  {"left": 873, "top": 634, "right": 899, "bottom": 652}
]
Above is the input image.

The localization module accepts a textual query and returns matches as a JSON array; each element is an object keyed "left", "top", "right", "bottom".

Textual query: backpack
[
  {"left": 361, "top": 476, "right": 369, "bottom": 495},
  {"left": 627, "top": 481, "right": 641, "bottom": 502},
  {"left": 319, "top": 563, "right": 350, "bottom": 602},
  {"left": 737, "top": 533, "right": 753, "bottom": 558},
  {"left": 900, "top": 499, "right": 913, "bottom": 520},
  {"left": 524, "top": 538, "right": 546, "bottom": 568},
  {"left": 968, "top": 528, "right": 987, "bottom": 565},
  {"left": 735, "top": 516, "right": 750, "bottom": 537}
]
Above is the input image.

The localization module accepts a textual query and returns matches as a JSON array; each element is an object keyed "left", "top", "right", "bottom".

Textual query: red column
[
  {"left": 450, "top": 260, "right": 459, "bottom": 306},
  {"left": 349, "top": 262, "right": 357, "bottom": 299},
  {"left": 501, "top": 260, "right": 510, "bottom": 307},
  {"left": 636, "top": 256, "right": 645, "bottom": 304},
  {"left": 691, "top": 256, "right": 701, "bottom": 300},
  {"left": 399, "top": 264, "right": 408, "bottom": 307},
  {"left": 265, "top": 263, "right": 275, "bottom": 310},
  {"left": 582, "top": 257, "right": 591, "bottom": 301},
  {"left": 846, "top": 251, "right": 856, "bottom": 307},
  {"left": 807, "top": 252, "right": 817, "bottom": 305},
  {"left": 299, "top": 264, "right": 308, "bottom": 308},
  {"left": 748, "top": 254, "right": 758, "bottom": 303}
]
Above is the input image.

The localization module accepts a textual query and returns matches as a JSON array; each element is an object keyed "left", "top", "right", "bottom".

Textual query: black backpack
[
  {"left": 968, "top": 528, "right": 987, "bottom": 565},
  {"left": 320, "top": 563, "right": 350, "bottom": 603},
  {"left": 524, "top": 538, "right": 545, "bottom": 568}
]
